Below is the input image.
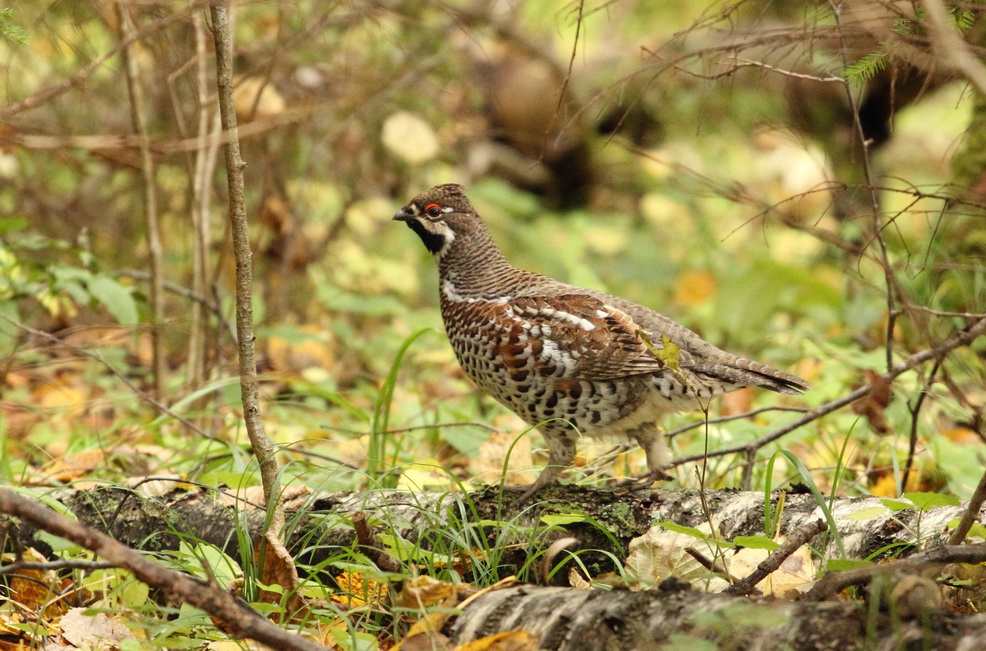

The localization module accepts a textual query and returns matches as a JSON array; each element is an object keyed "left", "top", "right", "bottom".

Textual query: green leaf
[
  {"left": 779, "top": 451, "right": 845, "bottom": 558},
  {"left": 880, "top": 498, "right": 913, "bottom": 512},
  {"left": 87, "top": 274, "right": 138, "bottom": 324},
  {"left": 844, "top": 50, "right": 888, "bottom": 84},
  {"left": 947, "top": 518, "right": 986, "bottom": 540},
  {"left": 0, "top": 8, "right": 27, "bottom": 46},
  {"left": 541, "top": 513, "right": 589, "bottom": 526},
  {"left": 903, "top": 492, "right": 960, "bottom": 511},
  {"left": 733, "top": 535, "right": 780, "bottom": 551},
  {"left": 845, "top": 506, "right": 888, "bottom": 521},
  {"left": 826, "top": 558, "right": 873, "bottom": 572}
]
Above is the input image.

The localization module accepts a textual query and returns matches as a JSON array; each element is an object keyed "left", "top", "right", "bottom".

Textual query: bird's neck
[{"left": 437, "top": 229, "right": 519, "bottom": 300}]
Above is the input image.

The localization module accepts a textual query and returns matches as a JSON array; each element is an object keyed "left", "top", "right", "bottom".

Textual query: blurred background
[{"left": 0, "top": 0, "right": 983, "bottom": 499}]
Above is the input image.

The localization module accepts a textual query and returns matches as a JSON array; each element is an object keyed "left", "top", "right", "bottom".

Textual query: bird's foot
[{"left": 607, "top": 468, "right": 673, "bottom": 492}]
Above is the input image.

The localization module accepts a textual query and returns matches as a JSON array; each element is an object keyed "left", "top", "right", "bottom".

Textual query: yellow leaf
[
  {"left": 331, "top": 571, "right": 386, "bottom": 608},
  {"left": 38, "top": 449, "right": 107, "bottom": 483},
  {"left": 454, "top": 631, "right": 539, "bottom": 650},
  {"left": 395, "top": 576, "right": 457, "bottom": 609}
]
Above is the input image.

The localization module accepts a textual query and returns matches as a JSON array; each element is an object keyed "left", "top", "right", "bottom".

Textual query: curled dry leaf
[
  {"left": 540, "top": 537, "right": 579, "bottom": 585},
  {"left": 454, "top": 630, "right": 540, "bottom": 651},
  {"left": 395, "top": 575, "right": 462, "bottom": 609},
  {"left": 852, "top": 370, "right": 892, "bottom": 435}
]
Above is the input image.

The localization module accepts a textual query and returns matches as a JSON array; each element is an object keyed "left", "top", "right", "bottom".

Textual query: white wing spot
[{"left": 551, "top": 309, "right": 597, "bottom": 331}]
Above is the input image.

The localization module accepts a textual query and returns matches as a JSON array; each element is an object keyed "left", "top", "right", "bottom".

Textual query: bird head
[{"left": 393, "top": 184, "right": 478, "bottom": 257}]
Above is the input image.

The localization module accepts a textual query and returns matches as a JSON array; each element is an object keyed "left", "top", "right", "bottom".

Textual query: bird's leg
[
  {"left": 609, "top": 424, "right": 673, "bottom": 489},
  {"left": 512, "top": 431, "right": 576, "bottom": 504}
]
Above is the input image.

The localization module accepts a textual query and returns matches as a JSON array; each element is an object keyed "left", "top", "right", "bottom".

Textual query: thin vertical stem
[
  {"left": 117, "top": 1, "right": 166, "bottom": 401},
  {"left": 210, "top": 2, "right": 282, "bottom": 518}
]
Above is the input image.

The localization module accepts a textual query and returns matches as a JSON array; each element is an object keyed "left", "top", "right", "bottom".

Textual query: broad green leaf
[
  {"left": 733, "top": 535, "right": 780, "bottom": 551},
  {"left": 880, "top": 498, "right": 913, "bottom": 512},
  {"left": 88, "top": 274, "right": 138, "bottom": 324},
  {"left": 0, "top": 215, "right": 27, "bottom": 235},
  {"left": 541, "top": 513, "right": 589, "bottom": 526},
  {"left": 903, "top": 492, "right": 960, "bottom": 511}
]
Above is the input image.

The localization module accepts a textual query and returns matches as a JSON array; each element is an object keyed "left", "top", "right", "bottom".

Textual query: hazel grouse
[{"left": 394, "top": 184, "right": 808, "bottom": 499}]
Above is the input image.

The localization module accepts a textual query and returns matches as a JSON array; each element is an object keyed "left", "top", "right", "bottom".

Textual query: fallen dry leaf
[
  {"left": 60, "top": 607, "right": 135, "bottom": 648},
  {"left": 36, "top": 449, "right": 107, "bottom": 484}
]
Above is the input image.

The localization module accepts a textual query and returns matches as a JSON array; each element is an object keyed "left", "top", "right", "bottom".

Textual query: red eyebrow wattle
[{"left": 424, "top": 203, "right": 441, "bottom": 212}]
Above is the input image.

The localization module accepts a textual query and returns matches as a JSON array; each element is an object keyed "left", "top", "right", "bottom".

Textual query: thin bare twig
[
  {"left": 116, "top": 269, "right": 235, "bottom": 343},
  {"left": 665, "top": 406, "right": 809, "bottom": 440},
  {"left": 684, "top": 547, "right": 738, "bottom": 584},
  {"left": 948, "top": 466, "right": 986, "bottom": 545},
  {"left": 726, "top": 58, "right": 845, "bottom": 83},
  {"left": 724, "top": 519, "right": 827, "bottom": 596},
  {"left": 352, "top": 512, "right": 403, "bottom": 573},
  {"left": 189, "top": 1, "right": 223, "bottom": 392},
  {"left": 803, "top": 543, "right": 986, "bottom": 601},
  {"left": 0, "top": 559, "right": 116, "bottom": 576},
  {"left": 903, "top": 357, "right": 942, "bottom": 494},
  {"left": 674, "top": 317, "right": 986, "bottom": 467},
  {"left": 118, "top": 2, "right": 167, "bottom": 401},
  {"left": 922, "top": 0, "right": 986, "bottom": 96},
  {"left": 210, "top": 0, "right": 285, "bottom": 533}
]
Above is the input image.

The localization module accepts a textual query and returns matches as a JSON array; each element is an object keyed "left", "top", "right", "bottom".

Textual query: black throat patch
[{"left": 404, "top": 218, "right": 447, "bottom": 254}]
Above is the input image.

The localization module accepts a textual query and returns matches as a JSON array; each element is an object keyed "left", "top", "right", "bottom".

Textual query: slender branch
[
  {"left": 948, "top": 465, "right": 986, "bottom": 545},
  {"left": 903, "top": 358, "right": 942, "bottom": 494},
  {"left": 189, "top": 1, "right": 223, "bottom": 392},
  {"left": 665, "top": 406, "right": 809, "bottom": 440},
  {"left": 210, "top": 1, "right": 282, "bottom": 524},
  {"left": 922, "top": 0, "right": 986, "bottom": 96},
  {"left": 803, "top": 543, "right": 986, "bottom": 602},
  {"left": 116, "top": 269, "right": 235, "bottom": 343},
  {"left": 0, "top": 559, "right": 116, "bottom": 576},
  {"left": 724, "top": 519, "right": 827, "bottom": 596},
  {"left": 674, "top": 317, "right": 986, "bottom": 467},
  {"left": 117, "top": 1, "right": 167, "bottom": 401}
]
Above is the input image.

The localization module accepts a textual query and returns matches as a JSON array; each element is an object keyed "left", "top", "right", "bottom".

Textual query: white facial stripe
[{"left": 434, "top": 224, "right": 456, "bottom": 258}]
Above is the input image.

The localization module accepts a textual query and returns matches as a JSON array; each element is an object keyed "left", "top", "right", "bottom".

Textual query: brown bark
[{"left": 444, "top": 583, "right": 986, "bottom": 650}]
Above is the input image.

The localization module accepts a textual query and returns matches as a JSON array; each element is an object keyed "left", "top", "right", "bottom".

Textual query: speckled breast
[{"left": 440, "top": 296, "right": 657, "bottom": 435}]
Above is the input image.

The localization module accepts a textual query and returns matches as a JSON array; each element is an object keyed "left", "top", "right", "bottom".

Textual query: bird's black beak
[{"left": 393, "top": 209, "right": 411, "bottom": 222}]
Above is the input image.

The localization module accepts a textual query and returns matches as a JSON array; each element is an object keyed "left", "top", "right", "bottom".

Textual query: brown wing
[{"left": 504, "top": 294, "right": 676, "bottom": 381}]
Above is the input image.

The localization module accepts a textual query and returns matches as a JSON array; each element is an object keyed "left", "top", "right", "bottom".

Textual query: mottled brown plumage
[{"left": 394, "top": 184, "right": 808, "bottom": 498}]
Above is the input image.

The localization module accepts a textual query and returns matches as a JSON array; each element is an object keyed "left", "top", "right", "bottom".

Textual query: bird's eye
[{"left": 424, "top": 203, "right": 443, "bottom": 218}]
